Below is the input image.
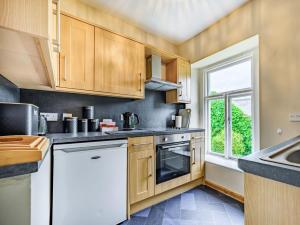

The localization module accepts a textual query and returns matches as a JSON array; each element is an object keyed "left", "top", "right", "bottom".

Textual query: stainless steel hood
[{"left": 145, "top": 55, "right": 181, "bottom": 91}]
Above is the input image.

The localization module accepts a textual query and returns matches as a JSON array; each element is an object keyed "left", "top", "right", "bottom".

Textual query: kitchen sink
[
  {"left": 286, "top": 150, "right": 300, "bottom": 164},
  {"left": 260, "top": 142, "right": 300, "bottom": 168}
]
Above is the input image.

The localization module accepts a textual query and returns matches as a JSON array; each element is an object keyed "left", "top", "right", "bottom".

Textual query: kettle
[
  {"left": 38, "top": 115, "right": 48, "bottom": 136},
  {"left": 121, "top": 112, "right": 139, "bottom": 130}
]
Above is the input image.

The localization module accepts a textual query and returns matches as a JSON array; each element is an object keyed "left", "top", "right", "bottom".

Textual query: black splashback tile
[
  {"left": 20, "top": 89, "right": 184, "bottom": 133},
  {"left": 0, "top": 75, "right": 20, "bottom": 103}
]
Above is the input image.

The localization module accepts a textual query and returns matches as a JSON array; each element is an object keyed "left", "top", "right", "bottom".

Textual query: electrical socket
[
  {"left": 289, "top": 113, "right": 300, "bottom": 122},
  {"left": 40, "top": 113, "right": 58, "bottom": 122}
]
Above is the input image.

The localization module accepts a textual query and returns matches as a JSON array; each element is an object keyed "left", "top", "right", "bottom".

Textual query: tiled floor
[{"left": 122, "top": 186, "right": 244, "bottom": 225}]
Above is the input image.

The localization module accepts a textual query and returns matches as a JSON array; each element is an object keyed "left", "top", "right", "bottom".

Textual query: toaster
[{"left": 0, "top": 102, "right": 39, "bottom": 135}]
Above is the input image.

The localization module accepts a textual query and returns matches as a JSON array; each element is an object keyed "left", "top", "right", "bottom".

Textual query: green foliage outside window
[{"left": 210, "top": 99, "right": 252, "bottom": 157}]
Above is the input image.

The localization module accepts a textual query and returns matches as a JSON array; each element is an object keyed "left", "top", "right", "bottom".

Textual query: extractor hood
[{"left": 145, "top": 55, "right": 181, "bottom": 91}]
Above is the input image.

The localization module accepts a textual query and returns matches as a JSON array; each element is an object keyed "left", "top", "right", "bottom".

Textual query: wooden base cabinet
[
  {"left": 166, "top": 59, "right": 191, "bottom": 104},
  {"left": 128, "top": 137, "right": 154, "bottom": 204},
  {"left": 191, "top": 133, "right": 205, "bottom": 181},
  {"left": 244, "top": 173, "right": 300, "bottom": 225}
]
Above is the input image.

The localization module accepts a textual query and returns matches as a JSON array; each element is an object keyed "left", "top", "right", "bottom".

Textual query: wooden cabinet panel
[
  {"left": 128, "top": 136, "right": 154, "bottom": 204},
  {"left": 59, "top": 15, "right": 94, "bottom": 90},
  {"left": 245, "top": 173, "right": 300, "bottom": 225},
  {"left": 191, "top": 133, "right": 205, "bottom": 181},
  {"left": 166, "top": 58, "right": 191, "bottom": 104},
  {"left": 95, "top": 28, "right": 145, "bottom": 98},
  {"left": 0, "top": 0, "right": 50, "bottom": 38}
]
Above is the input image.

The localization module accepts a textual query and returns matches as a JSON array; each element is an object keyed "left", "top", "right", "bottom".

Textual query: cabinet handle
[
  {"left": 192, "top": 148, "right": 196, "bottom": 165},
  {"left": 178, "top": 82, "right": 183, "bottom": 96},
  {"left": 132, "top": 142, "right": 152, "bottom": 147},
  {"left": 192, "top": 136, "right": 204, "bottom": 140},
  {"left": 52, "top": 0, "right": 60, "bottom": 52},
  {"left": 148, "top": 155, "right": 152, "bottom": 177},
  {"left": 60, "top": 55, "right": 67, "bottom": 81},
  {"left": 139, "top": 73, "right": 142, "bottom": 91},
  {"left": 91, "top": 156, "right": 101, "bottom": 160}
]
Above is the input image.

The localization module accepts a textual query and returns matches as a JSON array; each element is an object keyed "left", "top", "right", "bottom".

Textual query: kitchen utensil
[
  {"left": 38, "top": 115, "right": 48, "bottom": 136},
  {"left": 64, "top": 117, "right": 78, "bottom": 133},
  {"left": 175, "top": 116, "right": 182, "bottom": 128},
  {"left": 121, "top": 112, "right": 139, "bottom": 130},
  {"left": 88, "top": 118, "right": 99, "bottom": 132},
  {"left": 179, "top": 109, "right": 191, "bottom": 128},
  {"left": 78, "top": 119, "right": 88, "bottom": 133},
  {"left": 0, "top": 103, "right": 39, "bottom": 135},
  {"left": 82, "top": 106, "right": 94, "bottom": 119}
]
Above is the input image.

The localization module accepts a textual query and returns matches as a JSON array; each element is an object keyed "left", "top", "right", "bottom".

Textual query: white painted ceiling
[{"left": 83, "top": 0, "right": 248, "bottom": 44}]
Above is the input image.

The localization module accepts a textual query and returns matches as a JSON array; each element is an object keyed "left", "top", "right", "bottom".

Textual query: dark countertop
[
  {"left": 47, "top": 128, "right": 205, "bottom": 144},
  {"left": 238, "top": 135, "right": 300, "bottom": 187},
  {"left": 0, "top": 128, "right": 204, "bottom": 179}
]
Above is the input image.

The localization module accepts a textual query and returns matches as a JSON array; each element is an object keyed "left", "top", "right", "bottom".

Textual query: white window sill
[{"left": 205, "top": 154, "right": 243, "bottom": 172}]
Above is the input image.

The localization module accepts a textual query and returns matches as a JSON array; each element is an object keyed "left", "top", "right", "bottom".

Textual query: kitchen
[{"left": 0, "top": 0, "right": 300, "bottom": 225}]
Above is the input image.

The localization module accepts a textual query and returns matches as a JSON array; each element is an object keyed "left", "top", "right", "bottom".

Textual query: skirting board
[{"left": 205, "top": 179, "right": 244, "bottom": 203}]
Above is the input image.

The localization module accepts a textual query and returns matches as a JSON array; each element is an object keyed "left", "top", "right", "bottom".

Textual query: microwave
[{"left": 0, "top": 102, "right": 39, "bottom": 135}]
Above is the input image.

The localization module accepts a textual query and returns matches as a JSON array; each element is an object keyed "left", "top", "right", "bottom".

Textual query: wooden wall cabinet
[
  {"left": 59, "top": 15, "right": 94, "bottom": 91},
  {"left": 57, "top": 15, "right": 145, "bottom": 99},
  {"left": 95, "top": 28, "right": 145, "bottom": 98},
  {"left": 128, "top": 137, "right": 154, "bottom": 204},
  {"left": 166, "top": 58, "right": 191, "bottom": 104},
  {"left": 191, "top": 132, "right": 205, "bottom": 181},
  {"left": 0, "top": 0, "right": 60, "bottom": 90}
]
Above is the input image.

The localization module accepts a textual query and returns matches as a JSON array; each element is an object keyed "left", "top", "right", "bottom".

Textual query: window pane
[
  {"left": 208, "top": 59, "right": 252, "bottom": 95},
  {"left": 209, "top": 98, "right": 225, "bottom": 154},
  {"left": 230, "top": 95, "right": 252, "bottom": 157}
]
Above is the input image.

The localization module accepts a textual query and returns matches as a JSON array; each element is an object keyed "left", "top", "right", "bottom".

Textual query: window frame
[{"left": 204, "top": 51, "right": 259, "bottom": 160}]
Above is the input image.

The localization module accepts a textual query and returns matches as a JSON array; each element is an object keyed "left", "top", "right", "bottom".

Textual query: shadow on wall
[
  {"left": 20, "top": 89, "right": 185, "bottom": 133},
  {"left": 0, "top": 75, "right": 20, "bottom": 103}
]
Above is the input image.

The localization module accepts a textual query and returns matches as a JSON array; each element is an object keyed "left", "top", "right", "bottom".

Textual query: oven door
[{"left": 156, "top": 141, "right": 191, "bottom": 184}]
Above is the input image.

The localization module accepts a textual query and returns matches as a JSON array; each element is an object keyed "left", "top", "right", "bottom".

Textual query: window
[{"left": 205, "top": 54, "right": 258, "bottom": 159}]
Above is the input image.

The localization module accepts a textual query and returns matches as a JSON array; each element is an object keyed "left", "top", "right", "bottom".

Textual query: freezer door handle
[{"left": 91, "top": 156, "right": 101, "bottom": 160}]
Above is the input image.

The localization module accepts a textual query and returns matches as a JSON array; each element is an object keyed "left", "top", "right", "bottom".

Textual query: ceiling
[{"left": 82, "top": 0, "right": 248, "bottom": 44}]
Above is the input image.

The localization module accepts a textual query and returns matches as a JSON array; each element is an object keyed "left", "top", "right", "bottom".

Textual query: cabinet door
[
  {"left": 95, "top": 28, "right": 122, "bottom": 94},
  {"left": 177, "top": 59, "right": 187, "bottom": 102},
  {"left": 59, "top": 15, "right": 94, "bottom": 90},
  {"left": 95, "top": 28, "right": 145, "bottom": 97},
  {"left": 122, "top": 40, "right": 145, "bottom": 97},
  {"left": 128, "top": 136, "right": 154, "bottom": 204},
  {"left": 191, "top": 133, "right": 205, "bottom": 181},
  {"left": 177, "top": 59, "right": 191, "bottom": 103}
]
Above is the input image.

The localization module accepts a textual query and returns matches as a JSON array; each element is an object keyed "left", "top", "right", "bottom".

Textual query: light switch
[
  {"left": 40, "top": 112, "right": 58, "bottom": 121},
  {"left": 289, "top": 113, "right": 300, "bottom": 122},
  {"left": 62, "top": 113, "right": 73, "bottom": 121}
]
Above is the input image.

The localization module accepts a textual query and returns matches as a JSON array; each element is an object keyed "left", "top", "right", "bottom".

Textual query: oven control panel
[{"left": 155, "top": 133, "right": 191, "bottom": 145}]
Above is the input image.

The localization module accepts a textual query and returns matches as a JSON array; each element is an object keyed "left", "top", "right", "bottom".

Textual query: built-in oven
[{"left": 155, "top": 133, "right": 191, "bottom": 184}]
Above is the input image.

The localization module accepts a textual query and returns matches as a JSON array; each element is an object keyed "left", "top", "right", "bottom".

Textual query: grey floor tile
[
  {"left": 212, "top": 211, "right": 232, "bottom": 225},
  {"left": 207, "top": 203, "right": 226, "bottom": 212},
  {"left": 164, "top": 195, "right": 181, "bottom": 219},
  {"left": 180, "top": 209, "right": 214, "bottom": 223},
  {"left": 162, "top": 218, "right": 181, "bottom": 225},
  {"left": 145, "top": 201, "right": 166, "bottom": 225},
  {"left": 122, "top": 216, "right": 147, "bottom": 225},
  {"left": 133, "top": 207, "right": 151, "bottom": 218},
  {"left": 181, "top": 192, "right": 197, "bottom": 210},
  {"left": 122, "top": 186, "right": 244, "bottom": 225}
]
